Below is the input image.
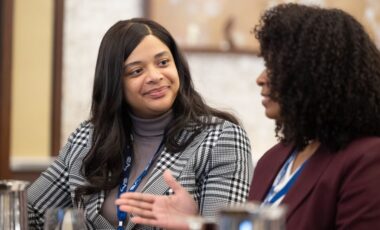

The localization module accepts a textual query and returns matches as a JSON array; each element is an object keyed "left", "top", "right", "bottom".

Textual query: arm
[
  {"left": 337, "top": 140, "right": 380, "bottom": 229},
  {"left": 196, "top": 122, "right": 253, "bottom": 217},
  {"left": 27, "top": 122, "right": 90, "bottom": 229}
]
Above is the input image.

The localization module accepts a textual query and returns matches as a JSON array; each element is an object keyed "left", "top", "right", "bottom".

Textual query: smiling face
[
  {"left": 123, "top": 35, "right": 180, "bottom": 118},
  {"left": 256, "top": 69, "right": 281, "bottom": 120}
]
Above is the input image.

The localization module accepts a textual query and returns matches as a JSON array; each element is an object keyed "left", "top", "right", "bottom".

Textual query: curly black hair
[{"left": 255, "top": 3, "right": 380, "bottom": 151}]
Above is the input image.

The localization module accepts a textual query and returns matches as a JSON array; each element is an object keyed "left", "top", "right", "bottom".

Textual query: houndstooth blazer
[{"left": 28, "top": 118, "right": 253, "bottom": 230}]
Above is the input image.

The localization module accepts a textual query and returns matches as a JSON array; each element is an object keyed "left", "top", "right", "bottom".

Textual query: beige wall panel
[{"left": 11, "top": 0, "right": 53, "bottom": 158}]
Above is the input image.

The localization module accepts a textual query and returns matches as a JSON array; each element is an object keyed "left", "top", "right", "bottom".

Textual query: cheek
[
  {"left": 123, "top": 80, "right": 139, "bottom": 103},
  {"left": 124, "top": 91, "right": 133, "bottom": 104},
  {"left": 166, "top": 72, "right": 180, "bottom": 93},
  {"left": 174, "top": 78, "right": 180, "bottom": 92},
  {"left": 172, "top": 80, "right": 180, "bottom": 99},
  {"left": 168, "top": 66, "right": 180, "bottom": 82},
  {"left": 269, "top": 102, "right": 281, "bottom": 119},
  {"left": 172, "top": 73, "right": 180, "bottom": 90}
]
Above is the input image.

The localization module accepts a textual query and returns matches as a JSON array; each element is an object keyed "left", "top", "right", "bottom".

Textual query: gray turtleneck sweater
[{"left": 100, "top": 110, "right": 173, "bottom": 226}]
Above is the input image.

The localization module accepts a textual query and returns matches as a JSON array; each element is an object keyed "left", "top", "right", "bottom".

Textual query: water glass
[
  {"left": 44, "top": 208, "right": 86, "bottom": 230},
  {"left": 186, "top": 216, "right": 218, "bottom": 230},
  {"left": 217, "top": 202, "right": 287, "bottom": 230}
]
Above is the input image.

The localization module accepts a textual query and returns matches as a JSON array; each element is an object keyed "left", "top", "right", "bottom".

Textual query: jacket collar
[
  {"left": 251, "top": 143, "right": 294, "bottom": 201},
  {"left": 282, "top": 144, "right": 333, "bottom": 220},
  {"left": 250, "top": 142, "right": 335, "bottom": 221},
  {"left": 125, "top": 128, "right": 210, "bottom": 229}
]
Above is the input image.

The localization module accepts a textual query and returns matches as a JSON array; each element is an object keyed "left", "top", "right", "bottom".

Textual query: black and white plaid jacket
[{"left": 28, "top": 118, "right": 253, "bottom": 229}]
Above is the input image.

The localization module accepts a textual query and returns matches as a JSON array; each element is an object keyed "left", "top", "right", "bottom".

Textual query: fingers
[
  {"left": 163, "top": 169, "right": 186, "bottom": 194},
  {"left": 115, "top": 192, "right": 156, "bottom": 218},
  {"left": 119, "top": 198, "right": 153, "bottom": 210},
  {"left": 119, "top": 204, "right": 155, "bottom": 219},
  {"left": 130, "top": 216, "right": 160, "bottom": 226},
  {"left": 118, "top": 192, "right": 156, "bottom": 202}
]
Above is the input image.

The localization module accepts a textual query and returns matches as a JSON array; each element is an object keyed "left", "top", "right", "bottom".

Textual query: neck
[
  {"left": 130, "top": 110, "right": 173, "bottom": 138},
  {"left": 291, "top": 140, "right": 320, "bottom": 173}
]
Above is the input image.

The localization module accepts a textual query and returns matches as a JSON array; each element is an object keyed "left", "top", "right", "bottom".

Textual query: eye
[
  {"left": 158, "top": 58, "right": 170, "bottom": 67},
  {"left": 126, "top": 67, "right": 143, "bottom": 77}
]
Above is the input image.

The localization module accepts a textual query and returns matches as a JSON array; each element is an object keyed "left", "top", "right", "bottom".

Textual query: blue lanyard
[
  {"left": 116, "top": 140, "right": 164, "bottom": 230},
  {"left": 263, "top": 150, "right": 307, "bottom": 205}
]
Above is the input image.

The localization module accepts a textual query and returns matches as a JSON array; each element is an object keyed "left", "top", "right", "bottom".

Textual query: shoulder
[
  {"left": 337, "top": 136, "right": 380, "bottom": 168},
  {"left": 67, "top": 120, "right": 94, "bottom": 148},
  {"left": 182, "top": 116, "right": 249, "bottom": 141},
  {"left": 180, "top": 116, "right": 251, "bottom": 148},
  {"left": 195, "top": 116, "right": 251, "bottom": 147},
  {"left": 257, "top": 142, "right": 288, "bottom": 163},
  {"left": 57, "top": 120, "right": 93, "bottom": 166},
  {"left": 342, "top": 136, "right": 380, "bottom": 153},
  {"left": 200, "top": 116, "right": 251, "bottom": 153},
  {"left": 205, "top": 116, "right": 248, "bottom": 136},
  {"left": 333, "top": 137, "right": 380, "bottom": 228}
]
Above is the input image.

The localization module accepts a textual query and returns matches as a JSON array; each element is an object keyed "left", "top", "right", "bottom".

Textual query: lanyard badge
[{"left": 116, "top": 141, "right": 164, "bottom": 229}]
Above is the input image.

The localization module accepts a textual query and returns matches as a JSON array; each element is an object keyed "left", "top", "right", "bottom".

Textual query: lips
[
  {"left": 143, "top": 86, "right": 169, "bottom": 98},
  {"left": 261, "top": 94, "right": 271, "bottom": 107}
]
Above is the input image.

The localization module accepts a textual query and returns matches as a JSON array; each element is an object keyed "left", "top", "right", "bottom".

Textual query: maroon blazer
[{"left": 249, "top": 137, "right": 380, "bottom": 230}]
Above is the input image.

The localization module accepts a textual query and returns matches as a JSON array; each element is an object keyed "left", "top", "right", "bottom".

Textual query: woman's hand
[{"left": 115, "top": 170, "right": 198, "bottom": 230}]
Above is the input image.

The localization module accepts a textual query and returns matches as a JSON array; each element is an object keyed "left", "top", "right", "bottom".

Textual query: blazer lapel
[
  {"left": 251, "top": 144, "right": 293, "bottom": 201},
  {"left": 142, "top": 129, "right": 209, "bottom": 194},
  {"left": 70, "top": 148, "right": 114, "bottom": 229},
  {"left": 282, "top": 145, "right": 333, "bottom": 220},
  {"left": 125, "top": 130, "right": 209, "bottom": 230}
]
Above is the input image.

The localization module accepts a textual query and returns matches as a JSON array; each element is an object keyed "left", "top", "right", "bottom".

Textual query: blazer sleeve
[
  {"left": 336, "top": 140, "right": 380, "bottom": 229},
  {"left": 197, "top": 121, "right": 253, "bottom": 217},
  {"left": 27, "top": 121, "right": 91, "bottom": 229}
]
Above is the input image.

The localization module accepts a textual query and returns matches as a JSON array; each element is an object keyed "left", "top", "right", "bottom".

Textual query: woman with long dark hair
[{"left": 27, "top": 18, "right": 253, "bottom": 229}]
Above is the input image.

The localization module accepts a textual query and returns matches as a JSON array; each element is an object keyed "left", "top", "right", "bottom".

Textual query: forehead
[{"left": 125, "top": 35, "right": 172, "bottom": 63}]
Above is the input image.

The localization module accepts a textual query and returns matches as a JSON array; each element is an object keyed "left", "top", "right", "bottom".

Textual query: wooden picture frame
[
  {"left": 145, "top": 0, "right": 269, "bottom": 54},
  {"left": 145, "top": 0, "right": 380, "bottom": 54}
]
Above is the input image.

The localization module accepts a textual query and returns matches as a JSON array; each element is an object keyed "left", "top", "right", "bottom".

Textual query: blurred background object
[{"left": 0, "top": 180, "right": 29, "bottom": 230}]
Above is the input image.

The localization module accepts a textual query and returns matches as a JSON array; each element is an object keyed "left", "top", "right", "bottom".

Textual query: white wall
[
  {"left": 62, "top": 0, "right": 277, "bottom": 162},
  {"left": 186, "top": 53, "right": 276, "bottom": 162}
]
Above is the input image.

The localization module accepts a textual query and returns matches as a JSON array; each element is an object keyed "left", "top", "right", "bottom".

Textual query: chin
[
  {"left": 150, "top": 107, "right": 172, "bottom": 116},
  {"left": 265, "top": 110, "right": 280, "bottom": 120}
]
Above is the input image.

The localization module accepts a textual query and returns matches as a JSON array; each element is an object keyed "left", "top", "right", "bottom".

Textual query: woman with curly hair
[
  {"left": 115, "top": 3, "right": 380, "bottom": 230},
  {"left": 250, "top": 3, "right": 380, "bottom": 229}
]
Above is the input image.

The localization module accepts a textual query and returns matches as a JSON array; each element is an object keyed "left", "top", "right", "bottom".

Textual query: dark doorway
[{"left": 0, "top": 0, "right": 13, "bottom": 179}]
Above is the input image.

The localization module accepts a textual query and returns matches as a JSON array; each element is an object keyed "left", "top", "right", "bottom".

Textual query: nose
[
  {"left": 256, "top": 69, "right": 268, "bottom": 87},
  {"left": 146, "top": 66, "right": 163, "bottom": 83}
]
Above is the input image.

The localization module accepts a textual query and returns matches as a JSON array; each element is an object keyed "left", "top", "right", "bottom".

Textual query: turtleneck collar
[{"left": 129, "top": 110, "right": 173, "bottom": 137}]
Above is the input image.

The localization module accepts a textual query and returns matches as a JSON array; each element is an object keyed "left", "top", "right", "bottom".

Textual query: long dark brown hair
[{"left": 75, "top": 18, "right": 240, "bottom": 198}]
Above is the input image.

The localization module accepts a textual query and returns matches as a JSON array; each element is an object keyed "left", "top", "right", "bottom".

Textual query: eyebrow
[{"left": 124, "top": 51, "right": 170, "bottom": 69}]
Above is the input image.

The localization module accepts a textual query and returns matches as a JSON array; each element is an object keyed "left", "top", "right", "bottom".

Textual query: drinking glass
[
  {"left": 186, "top": 216, "right": 205, "bottom": 230},
  {"left": 186, "top": 216, "right": 218, "bottom": 230},
  {"left": 44, "top": 208, "right": 86, "bottom": 230}
]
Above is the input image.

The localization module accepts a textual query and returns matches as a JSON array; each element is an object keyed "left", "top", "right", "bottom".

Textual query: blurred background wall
[{"left": 2, "top": 0, "right": 380, "bottom": 180}]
